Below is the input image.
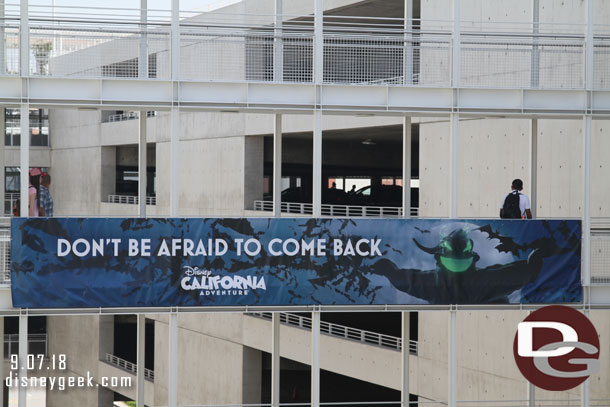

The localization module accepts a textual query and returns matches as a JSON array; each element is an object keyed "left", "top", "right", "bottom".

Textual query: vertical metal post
[
  {"left": 271, "top": 313, "right": 280, "bottom": 407},
  {"left": 582, "top": 115, "right": 591, "bottom": 288},
  {"left": 0, "top": 0, "right": 5, "bottom": 75},
  {"left": 449, "top": 113, "right": 458, "bottom": 218},
  {"left": 403, "top": 0, "right": 413, "bottom": 85},
  {"left": 527, "top": 310, "right": 535, "bottom": 407},
  {"left": 448, "top": 310, "right": 457, "bottom": 407},
  {"left": 401, "top": 312, "right": 410, "bottom": 407},
  {"left": 402, "top": 116, "right": 412, "bottom": 218},
  {"left": 0, "top": 316, "right": 4, "bottom": 407},
  {"left": 136, "top": 314, "right": 145, "bottom": 407},
  {"left": 0, "top": 107, "right": 5, "bottom": 215},
  {"left": 170, "top": 0, "right": 180, "bottom": 217},
  {"left": 530, "top": 119, "right": 537, "bottom": 218},
  {"left": 273, "top": 114, "right": 282, "bottom": 217},
  {"left": 311, "top": 310, "right": 320, "bottom": 407},
  {"left": 19, "top": 104, "right": 28, "bottom": 217},
  {"left": 139, "top": 0, "right": 148, "bottom": 79},
  {"left": 584, "top": 0, "right": 594, "bottom": 90},
  {"left": 20, "top": 0, "right": 28, "bottom": 76},
  {"left": 274, "top": 0, "right": 283, "bottom": 82},
  {"left": 139, "top": 111, "right": 147, "bottom": 217},
  {"left": 18, "top": 313, "right": 27, "bottom": 407},
  {"left": 314, "top": 0, "right": 323, "bottom": 85},
  {"left": 168, "top": 312, "right": 178, "bottom": 407},
  {"left": 313, "top": 110, "right": 322, "bottom": 218},
  {"left": 530, "top": 0, "right": 539, "bottom": 88},
  {"left": 451, "top": 0, "right": 460, "bottom": 87},
  {"left": 581, "top": 309, "right": 590, "bottom": 407}
]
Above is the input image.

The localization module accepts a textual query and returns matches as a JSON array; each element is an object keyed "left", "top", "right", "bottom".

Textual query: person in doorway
[
  {"left": 500, "top": 178, "right": 532, "bottom": 219},
  {"left": 348, "top": 185, "right": 356, "bottom": 195},
  {"left": 28, "top": 168, "right": 42, "bottom": 217},
  {"left": 39, "top": 173, "right": 53, "bottom": 217}
]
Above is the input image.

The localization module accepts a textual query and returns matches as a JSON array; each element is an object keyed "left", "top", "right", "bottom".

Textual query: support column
[
  {"left": 0, "top": 107, "right": 5, "bottom": 215},
  {"left": 530, "top": 119, "right": 537, "bottom": 218},
  {"left": 403, "top": 0, "right": 413, "bottom": 85},
  {"left": 451, "top": 0, "right": 460, "bottom": 87},
  {"left": 401, "top": 312, "right": 410, "bottom": 407},
  {"left": 168, "top": 312, "right": 178, "bottom": 407},
  {"left": 582, "top": 115, "right": 591, "bottom": 288},
  {"left": 531, "top": 0, "right": 539, "bottom": 88},
  {"left": 20, "top": 0, "right": 28, "bottom": 77},
  {"left": 313, "top": 110, "right": 322, "bottom": 218},
  {"left": 136, "top": 315, "right": 145, "bottom": 407},
  {"left": 584, "top": 0, "right": 594, "bottom": 90},
  {"left": 139, "top": 111, "right": 147, "bottom": 217},
  {"left": 273, "top": 114, "right": 282, "bottom": 217},
  {"left": 448, "top": 310, "right": 457, "bottom": 407},
  {"left": 271, "top": 313, "right": 280, "bottom": 407},
  {"left": 170, "top": 0, "right": 179, "bottom": 217},
  {"left": 19, "top": 104, "right": 28, "bottom": 217},
  {"left": 402, "top": 116, "right": 412, "bottom": 217},
  {"left": 581, "top": 309, "right": 590, "bottom": 407},
  {"left": 273, "top": 0, "right": 283, "bottom": 82},
  {"left": 311, "top": 310, "right": 320, "bottom": 407},
  {"left": 18, "top": 314, "right": 27, "bottom": 407},
  {"left": 139, "top": 0, "right": 148, "bottom": 79},
  {"left": 0, "top": 0, "right": 5, "bottom": 75},
  {"left": 449, "top": 114, "right": 458, "bottom": 218},
  {"left": 314, "top": 0, "right": 323, "bottom": 85}
]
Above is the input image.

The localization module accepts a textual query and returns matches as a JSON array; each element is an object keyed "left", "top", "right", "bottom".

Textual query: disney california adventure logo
[{"left": 180, "top": 266, "right": 267, "bottom": 296}]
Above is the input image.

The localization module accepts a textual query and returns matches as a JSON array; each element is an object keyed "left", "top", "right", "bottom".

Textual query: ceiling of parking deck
[{"left": 324, "top": 0, "right": 418, "bottom": 20}]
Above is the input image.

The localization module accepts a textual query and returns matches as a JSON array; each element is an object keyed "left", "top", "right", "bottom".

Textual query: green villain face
[{"left": 437, "top": 229, "right": 477, "bottom": 272}]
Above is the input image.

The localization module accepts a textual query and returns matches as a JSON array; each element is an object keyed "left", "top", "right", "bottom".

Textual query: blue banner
[{"left": 10, "top": 218, "right": 581, "bottom": 308}]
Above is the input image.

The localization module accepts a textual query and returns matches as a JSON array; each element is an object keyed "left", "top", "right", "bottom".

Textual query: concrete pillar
[
  {"left": 242, "top": 347, "right": 262, "bottom": 405},
  {"left": 139, "top": 0, "right": 148, "bottom": 79},
  {"left": 313, "top": 111, "right": 322, "bottom": 217},
  {"left": 402, "top": 116, "right": 412, "bottom": 217},
  {"left": 139, "top": 111, "right": 147, "bottom": 217},
  {"left": 19, "top": 104, "right": 28, "bottom": 217},
  {"left": 18, "top": 314, "right": 27, "bottom": 407},
  {"left": 244, "top": 136, "right": 264, "bottom": 211},
  {"left": 98, "top": 315, "right": 114, "bottom": 361},
  {"left": 401, "top": 312, "right": 410, "bottom": 407},
  {"left": 136, "top": 315, "right": 145, "bottom": 407},
  {"left": 101, "top": 146, "right": 116, "bottom": 204},
  {"left": 168, "top": 312, "right": 178, "bottom": 407},
  {"left": 271, "top": 313, "right": 280, "bottom": 407},
  {"left": 273, "top": 114, "right": 282, "bottom": 217},
  {"left": 530, "top": 119, "right": 537, "bottom": 218},
  {"left": 311, "top": 311, "right": 320, "bottom": 407}
]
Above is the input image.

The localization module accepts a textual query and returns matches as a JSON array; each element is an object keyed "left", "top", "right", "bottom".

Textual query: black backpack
[{"left": 501, "top": 191, "right": 521, "bottom": 219}]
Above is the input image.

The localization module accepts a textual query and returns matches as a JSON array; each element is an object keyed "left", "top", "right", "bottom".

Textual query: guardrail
[
  {"left": 0, "top": 8, "right": 609, "bottom": 90},
  {"left": 108, "top": 195, "right": 157, "bottom": 206},
  {"left": 247, "top": 312, "right": 417, "bottom": 355},
  {"left": 105, "top": 353, "right": 154, "bottom": 382},
  {"left": 4, "top": 333, "right": 48, "bottom": 357},
  {"left": 253, "top": 201, "right": 419, "bottom": 218},
  {"left": 107, "top": 111, "right": 156, "bottom": 123}
]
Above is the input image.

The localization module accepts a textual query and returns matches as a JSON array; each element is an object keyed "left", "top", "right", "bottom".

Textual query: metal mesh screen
[
  {"left": 594, "top": 38, "right": 610, "bottom": 89},
  {"left": 591, "top": 231, "right": 610, "bottom": 284},
  {"left": 0, "top": 222, "right": 10, "bottom": 285},
  {"left": 0, "top": 23, "right": 19, "bottom": 75}
]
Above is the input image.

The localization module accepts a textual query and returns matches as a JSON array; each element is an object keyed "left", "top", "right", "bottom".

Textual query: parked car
[{"left": 348, "top": 185, "right": 415, "bottom": 207}]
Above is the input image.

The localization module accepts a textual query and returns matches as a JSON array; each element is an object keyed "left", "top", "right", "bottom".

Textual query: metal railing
[
  {"left": 108, "top": 194, "right": 157, "bottom": 205},
  {"left": 247, "top": 312, "right": 418, "bottom": 355},
  {"left": 105, "top": 353, "right": 154, "bottom": 382},
  {"left": 1, "top": 8, "right": 609, "bottom": 90},
  {"left": 253, "top": 200, "right": 419, "bottom": 218},
  {"left": 106, "top": 111, "right": 157, "bottom": 123},
  {"left": 4, "top": 333, "right": 48, "bottom": 357}
]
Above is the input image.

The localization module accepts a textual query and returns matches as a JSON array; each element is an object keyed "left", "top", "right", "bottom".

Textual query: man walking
[
  {"left": 39, "top": 173, "right": 53, "bottom": 217},
  {"left": 500, "top": 178, "right": 532, "bottom": 219}
]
